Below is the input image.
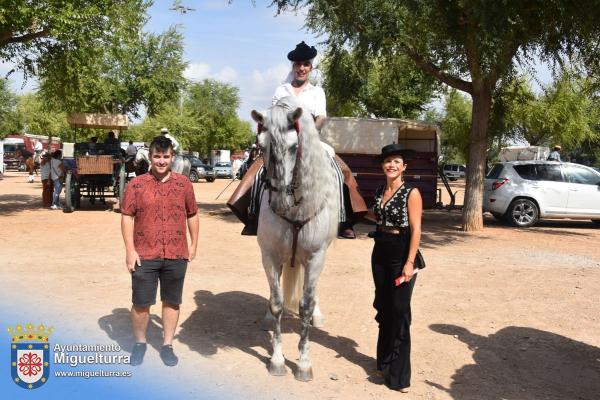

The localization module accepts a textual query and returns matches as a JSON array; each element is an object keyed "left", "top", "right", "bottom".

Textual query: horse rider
[
  {"left": 160, "top": 127, "right": 181, "bottom": 155},
  {"left": 227, "top": 41, "right": 367, "bottom": 238}
]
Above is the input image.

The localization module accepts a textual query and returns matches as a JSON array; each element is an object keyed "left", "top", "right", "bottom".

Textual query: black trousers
[{"left": 371, "top": 231, "right": 417, "bottom": 390}]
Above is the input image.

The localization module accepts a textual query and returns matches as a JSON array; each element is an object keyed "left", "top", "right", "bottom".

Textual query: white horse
[
  {"left": 135, "top": 147, "right": 191, "bottom": 177},
  {"left": 251, "top": 96, "right": 339, "bottom": 381}
]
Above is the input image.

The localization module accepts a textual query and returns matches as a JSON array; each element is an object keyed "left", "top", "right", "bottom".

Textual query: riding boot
[
  {"left": 227, "top": 158, "right": 264, "bottom": 235},
  {"left": 334, "top": 155, "right": 368, "bottom": 239}
]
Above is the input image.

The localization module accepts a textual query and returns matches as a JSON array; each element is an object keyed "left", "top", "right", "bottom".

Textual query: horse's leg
[
  {"left": 263, "top": 256, "right": 286, "bottom": 376},
  {"left": 311, "top": 294, "right": 324, "bottom": 328},
  {"left": 295, "top": 251, "right": 326, "bottom": 381}
]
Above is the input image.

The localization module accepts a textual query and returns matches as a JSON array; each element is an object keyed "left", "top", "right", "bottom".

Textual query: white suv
[{"left": 484, "top": 161, "right": 600, "bottom": 227}]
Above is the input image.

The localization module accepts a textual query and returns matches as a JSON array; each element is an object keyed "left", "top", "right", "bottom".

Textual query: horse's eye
[{"left": 289, "top": 144, "right": 298, "bottom": 154}]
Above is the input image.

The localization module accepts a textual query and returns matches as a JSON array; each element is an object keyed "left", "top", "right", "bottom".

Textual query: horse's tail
[{"left": 282, "top": 261, "right": 304, "bottom": 314}]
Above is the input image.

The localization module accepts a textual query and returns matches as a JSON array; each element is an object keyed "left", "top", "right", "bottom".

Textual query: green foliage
[
  {"left": 511, "top": 71, "right": 600, "bottom": 150},
  {"left": 131, "top": 79, "right": 254, "bottom": 156},
  {"left": 0, "top": 78, "right": 21, "bottom": 136},
  {"left": 438, "top": 90, "right": 471, "bottom": 164},
  {"left": 37, "top": 21, "right": 186, "bottom": 118},
  {"left": 16, "top": 93, "right": 67, "bottom": 136},
  {"left": 1, "top": 1, "right": 185, "bottom": 119},
  {"left": 322, "top": 48, "right": 438, "bottom": 118},
  {"left": 1, "top": 1, "right": 149, "bottom": 77}
]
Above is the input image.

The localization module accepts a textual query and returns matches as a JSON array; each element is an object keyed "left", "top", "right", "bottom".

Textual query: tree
[
  {"left": 131, "top": 79, "right": 254, "bottom": 155},
  {"left": 36, "top": 23, "right": 186, "bottom": 119},
  {"left": 1, "top": 1, "right": 149, "bottom": 78},
  {"left": 0, "top": 79, "right": 21, "bottom": 136},
  {"left": 15, "top": 92, "right": 75, "bottom": 139},
  {"left": 322, "top": 48, "right": 438, "bottom": 118},
  {"left": 272, "top": 0, "right": 600, "bottom": 231},
  {"left": 511, "top": 71, "right": 600, "bottom": 150},
  {"left": 1, "top": 1, "right": 185, "bottom": 119}
]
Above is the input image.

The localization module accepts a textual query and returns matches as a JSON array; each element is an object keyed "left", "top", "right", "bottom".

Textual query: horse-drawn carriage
[{"left": 62, "top": 113, "right": 130, "bottom": 213}]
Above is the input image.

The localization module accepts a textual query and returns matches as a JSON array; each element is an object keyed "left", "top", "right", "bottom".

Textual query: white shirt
[
  {"left": 272, "top": 83, "right": 326, "bottom": 118},
  {"left": 50, "top": 158, "right": 63, "bottom": 180},
  {"left": 34, "top": 141, "right": 43, "bottom": 152},
  {"left": 163, "top": 133, "right": 181, "bottom": 154},
  {"left": 126, "top": 144, "right": 138, "bottom": 156}
]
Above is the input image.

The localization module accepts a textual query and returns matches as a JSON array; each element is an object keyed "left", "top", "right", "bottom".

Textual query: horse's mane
[{"left": 266, "top": 96, "right": 337, "bottom": 222}]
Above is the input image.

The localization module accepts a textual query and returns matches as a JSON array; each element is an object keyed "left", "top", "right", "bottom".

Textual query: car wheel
[
  {"left": 189, "top": 170, "right": 199, "bottom": 183},
  {"left": 491, "top": 212, "right": 507, "bottom": 222},
  {"left": 508, "top": 198, "right": 539, "bottom": 228},
  {"left": 591, "top": 220, "right": 600, "bottom": 227},
  {"left": 206, "top": 177, "right": 215, "bottom": 182}
]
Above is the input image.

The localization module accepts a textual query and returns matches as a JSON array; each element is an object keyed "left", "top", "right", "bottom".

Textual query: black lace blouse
[{"left": 373, "top": 184, "right": 413, "bottom": 228}]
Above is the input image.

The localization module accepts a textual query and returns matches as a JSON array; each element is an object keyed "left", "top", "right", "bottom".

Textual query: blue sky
[{"left": 1, "top": 0, "right": 554, "bottom": 123}]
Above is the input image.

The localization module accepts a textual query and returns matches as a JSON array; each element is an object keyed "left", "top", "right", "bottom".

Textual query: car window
[
  {"left": 459, "top": 165, "right": 467, "bottom": 172},
  {"left": 513, "top": 164, "right": 538, "bottom": 180},
  {"left": 563, "top": 165, "right": 600, "bottom": 185},
  {"left": 486, "top": 164, "right": 504, "bottom": 179},
  {"left": 537, "top": 164, "right": 564, "bottom": 182},
  {"left": 443, "top": 165, "right": 452, "bottom": 171},
  {"left": 215, "top": 162, "right": 230, "bottom": 167}
]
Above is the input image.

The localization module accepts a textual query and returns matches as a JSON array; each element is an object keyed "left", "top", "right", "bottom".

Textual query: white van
[{"left": 443, "top": 164, "right": 466, "bottom": 180}]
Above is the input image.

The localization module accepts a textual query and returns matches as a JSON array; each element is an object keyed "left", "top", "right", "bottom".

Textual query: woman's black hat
[
  {"left": 287, "top": 41, "right": 317, "bottom": 61},
  {"left": 373, "top": 143, "right": 416, "bottom": 164}
]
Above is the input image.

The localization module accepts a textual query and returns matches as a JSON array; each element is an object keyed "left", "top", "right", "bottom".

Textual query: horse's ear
[
  {"left": 251, "top": 110, "right": 264, "bottom": 124},
  {"left": 290, "top": 107, "right": 303, "bottom": 123}
]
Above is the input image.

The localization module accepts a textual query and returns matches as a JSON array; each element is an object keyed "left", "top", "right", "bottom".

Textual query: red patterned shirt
[{"left": 121, "top": 172, "right": 198, "bottom": 260}]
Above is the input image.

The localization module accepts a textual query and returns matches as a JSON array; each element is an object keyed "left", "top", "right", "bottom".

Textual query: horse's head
[{"left": 252, "top": 101, "right": 303, "bottom": 211}]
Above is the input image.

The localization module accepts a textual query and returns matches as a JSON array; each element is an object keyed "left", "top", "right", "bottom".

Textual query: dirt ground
[{"left": 1, "top": 170, "right": 599, "bottom": 399}]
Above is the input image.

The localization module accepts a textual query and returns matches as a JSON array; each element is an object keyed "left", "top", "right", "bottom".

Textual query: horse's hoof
[
  {"left": 311, "top": 315, "right": 324, "bottom": 328},
  {"left": 294, "top": 366, "right": 314, "bottom": 382},
  {"left": 268, "top": 362, "right": 287, "bottom": 376}
]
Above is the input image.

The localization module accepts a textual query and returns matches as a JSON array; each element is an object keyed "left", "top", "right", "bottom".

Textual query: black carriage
[{"left": 62, "top": 113, "right": 132, "bottom": 212}]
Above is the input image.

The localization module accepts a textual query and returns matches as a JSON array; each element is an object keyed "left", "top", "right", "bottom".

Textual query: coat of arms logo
[{"left": 8, "top": 323, "right": 53, "bottom": 390}]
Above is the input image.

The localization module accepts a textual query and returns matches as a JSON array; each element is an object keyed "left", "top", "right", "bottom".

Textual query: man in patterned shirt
[{"left": 121, "top": 135, "right": 199, "bottom": 367}]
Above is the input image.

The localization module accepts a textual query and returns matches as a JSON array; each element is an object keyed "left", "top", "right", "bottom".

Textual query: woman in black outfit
[{"left": 369, "top": 144, "right": 422, "bottom": 393}]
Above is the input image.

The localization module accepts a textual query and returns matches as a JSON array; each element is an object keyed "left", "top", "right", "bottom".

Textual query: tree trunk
[{"left": 462, "top": 84, "right": 493, "bottom": 231}]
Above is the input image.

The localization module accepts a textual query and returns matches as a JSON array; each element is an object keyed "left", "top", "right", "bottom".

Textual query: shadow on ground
[
  {"left": 427, "top": 324, "right": 600, "bottom": 400},
  {"left": 98, "top": 308, "right": 166, "bottom": 354},
  {"left": 176, "top": 290, "right": 375, "bottom": 376},
  {"left": 0, "top": 193, "right": 48, "bottom": 215}
]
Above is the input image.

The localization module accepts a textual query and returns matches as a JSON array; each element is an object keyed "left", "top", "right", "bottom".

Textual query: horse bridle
[
  {"left": 259, "top": 121, "right": 303, "bottom": 207},
  {"left": 258, "top": 120, "right": 324, "bottom": 268}
]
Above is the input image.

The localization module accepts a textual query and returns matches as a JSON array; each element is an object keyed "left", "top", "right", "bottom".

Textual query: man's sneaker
[
  {"left": 160, "top": 345, "right": 178, "bottom": 366},
  {"left": 50, "top": 205, "right": 59, "bottom": 210},
  {"left": 130, "top": 343, "right": 147, "bottom": 366}
]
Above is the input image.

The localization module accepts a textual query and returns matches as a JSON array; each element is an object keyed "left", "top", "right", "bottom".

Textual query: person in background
[
  {"left": 40, "top": 153, "right": 53, "bottom": 207},
  {"left": 547, "top": 145, "right": 562, "bottom": 162},
  {"left": 159, "top": 128, "right": 181, "bottom": 154},
  {"left": 126, "top": 140, "right": 138, "bottom": 158},
  {"left": 50, "top": 150, "right": 65, "bottom": 210},
  {"left": 88, "top": 137, "right": 99, "bottom": 155}
]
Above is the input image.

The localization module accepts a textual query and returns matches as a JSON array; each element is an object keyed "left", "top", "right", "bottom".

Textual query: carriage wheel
[{"left": 63, "top": 171, "right": 76, "bottom": 213}]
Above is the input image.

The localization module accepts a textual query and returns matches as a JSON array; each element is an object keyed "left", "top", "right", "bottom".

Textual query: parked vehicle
[
  {"left": 442, "top": 163, "right": 466, "bottom": 180},
  {"left": 213, "top": 161, "right": 233, "bottom": 179},
  {"left": 484, "top": 161, "right": 600, "bottom": 227},
  {"left": 2, "top": 137, "right": 26, "bottom": 170},
  {"left": 182, "top": 154, "right": 215, "bottom": 182}
]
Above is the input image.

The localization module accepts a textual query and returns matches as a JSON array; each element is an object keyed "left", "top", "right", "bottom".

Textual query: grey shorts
[{"left": 131, "top": 259, "right": 188, "bottom": 306}]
